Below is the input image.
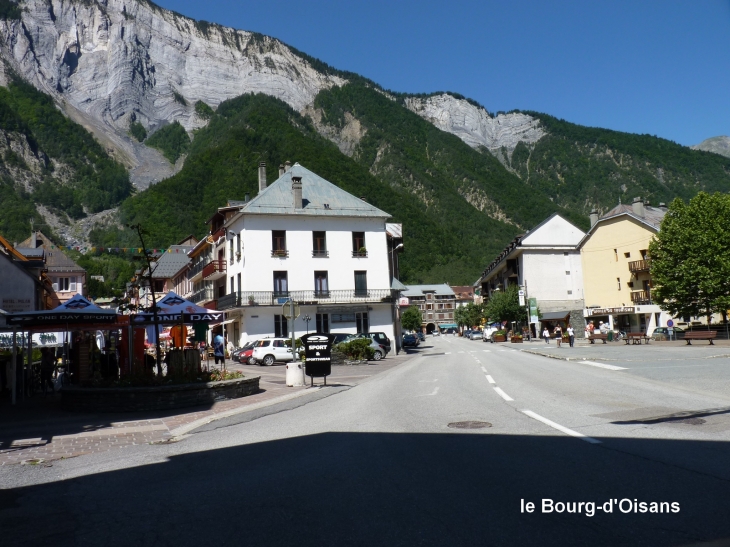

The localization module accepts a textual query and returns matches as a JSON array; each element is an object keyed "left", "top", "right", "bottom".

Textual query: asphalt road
[{"left": 2, "top": 336, "right": 730, "bottom": 546}]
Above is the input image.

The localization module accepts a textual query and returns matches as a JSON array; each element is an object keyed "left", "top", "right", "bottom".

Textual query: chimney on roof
[
  {"left": 632, "top": 197, "right": 645, "bottom": 218},
  {"left": 360, "top": 196, "right": 367, "bottom": 202},
  {"left": 244, "top": 193, "right": 250, "bottom": 203},
  {"left": 279, "top": 164, "right": 285, "bottom": 177},
  {"left": 31, "top": 231, "right": 37, "bottom": 248},
  {"left": 284, "top": 161, "right": 292, "bottom": 172},
  {"left": 258, "top": 162, "right": 267, "bottom": 194},
  {"left": 589, "top": 209, "right": 599, "bottom": 227},
  {"left": 292, "top": 174, "right": 303, "bottom": 209},
  {"left": 658, "top": 202, "right": 667, "bottom": 209}
]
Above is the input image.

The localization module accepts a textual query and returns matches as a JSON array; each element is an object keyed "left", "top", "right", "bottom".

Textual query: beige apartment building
[{"left": 579, "top": 198, "right": 671, "bottom": 334}]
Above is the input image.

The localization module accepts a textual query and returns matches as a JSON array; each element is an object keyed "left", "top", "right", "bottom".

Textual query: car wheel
[
  {"left": 373, "top": 350, "right": 383, "bottom": 361},
  {"left": 263, "top": 355, "right": 275, "bottom": 366},
  {"left": 247, "top": 356, "right": 256, "bottom": 365}
]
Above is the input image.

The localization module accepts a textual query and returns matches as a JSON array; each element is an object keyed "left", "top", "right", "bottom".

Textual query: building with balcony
[
  {"left": 136, "top": 241, "right": 195, "bottom": 310},
  {"left": 216, "top": 162, "right": 398, "bottom": 345},
  {"left": 579, "top": 198, "right": 671, "bottom": 334},
  {"left": 476, "top": 213, "right": 587, "bottom": 336},
  {"left": 402, "top": 284, "right": 456, "bottom": 332},
  {"left": 16, "top": 231, "right": 85, "bottom": 307}
]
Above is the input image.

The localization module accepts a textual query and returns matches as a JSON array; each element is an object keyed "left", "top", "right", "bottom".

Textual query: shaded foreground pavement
[{"left": 2, "top": 337, "right": 730, "bottom": 546}]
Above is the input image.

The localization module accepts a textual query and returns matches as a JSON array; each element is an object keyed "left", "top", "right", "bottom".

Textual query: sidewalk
[{"left": 0, "top": 349, "right": 417, "bottom": 466}]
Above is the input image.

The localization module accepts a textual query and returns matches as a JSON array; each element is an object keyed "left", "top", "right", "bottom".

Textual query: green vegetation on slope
[
  {"left": 91, "top": 92, "right": 523, "bottom": 283},
  {"left": 67, "top": 250, "right": 140, "bottom": 299},
  {"left": 129, "top": 121, "right": 147, "bottom": 142},
  {"left": 145, "top": 121, "right": 190, "bottom": 163},
  {"left": 0, "top": 0, "right": 22, "bottom": 20},
  {"left": 511, "top": 112, "right": 730, "bottom": 214},
  {"left": 0, "top": 74, "right": 133, "bottom": 238}
]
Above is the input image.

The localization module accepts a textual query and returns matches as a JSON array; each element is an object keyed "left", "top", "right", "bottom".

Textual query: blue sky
[{"left": 154, "top": 0, "right": 729, "bottom": 146}]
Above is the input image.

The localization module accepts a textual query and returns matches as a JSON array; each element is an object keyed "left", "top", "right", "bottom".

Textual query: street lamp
[{"left": 303, "top": 314, "right": 312, "bottom": 333}]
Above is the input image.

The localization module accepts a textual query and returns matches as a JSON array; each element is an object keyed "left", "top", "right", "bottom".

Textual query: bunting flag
[{"left": 39, "top": 244, "right": 186, "bottom": 256}]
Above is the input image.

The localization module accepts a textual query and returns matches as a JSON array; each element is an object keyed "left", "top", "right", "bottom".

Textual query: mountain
[
  {"left": 3, "top": 0, "right": 730, "bottom": 286},
  {"left": 692, "top": 136, "right": 730, "bottom": 158}
]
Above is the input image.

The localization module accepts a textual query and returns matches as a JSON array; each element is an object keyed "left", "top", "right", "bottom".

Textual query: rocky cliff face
[
  {"left": 691, "top": 136, "right": 730, "bottom": 158},
  {"left": 0, "top": 0, "right": 345, "bottom": 185},
  {"left": 404, "top": 94, "right": 545, "bottom": 153}
]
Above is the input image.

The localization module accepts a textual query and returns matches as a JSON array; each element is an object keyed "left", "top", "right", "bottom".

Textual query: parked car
[
  {"left": 342, "top": 334, "right": 388, "bottom": 361},
  {"left": 651, "top": 326, "right": 684, "bottom": 340},
  {"left": 358, "top": 332, "right": 392, "bottom": 354},
  {"left": 469, "top": 330, "right": 483, "bottom": 340},
  {"left": 331, "top": 333, "right": 352, "bottom": 345},
  {"left": 416, "top": 332, "right": 426, "bottom": 342},
  {"left": 482, "top": 326, "right": 499, "bottom": 342},
  {"left": 402, "top": 333, "right": 420, "bottom": 347},
  {"left": 251, "top": 338, "right": 297, "bottom": 366},
  {"left": 232, "top": 341, "right": 257, "bottom": 363}
]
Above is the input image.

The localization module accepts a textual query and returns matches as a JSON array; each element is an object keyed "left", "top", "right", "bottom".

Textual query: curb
[
  {"left": 168, "top": 386, "right": 321, "bottom": 438},
  {"left": 521, "top": 349, "right": 612, "bottom": 362}
]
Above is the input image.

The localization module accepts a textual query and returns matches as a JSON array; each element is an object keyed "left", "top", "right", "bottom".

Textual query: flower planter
[
  {"left": 511, "top": 338, "right": 523, "bottom": 343},
  {"left": 493, "top": 335, "right": 506, "bottom": 342}
]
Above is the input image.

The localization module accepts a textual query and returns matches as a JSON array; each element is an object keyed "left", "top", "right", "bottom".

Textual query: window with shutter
[{"left": 70, "top": 276, "right": 77, "bottom": 292}]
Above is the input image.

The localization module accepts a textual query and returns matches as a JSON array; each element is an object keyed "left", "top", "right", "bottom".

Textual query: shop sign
[
  {"left": 586, "top": 307, "right": 635, "bottom": 316},
  {"left": 300, "top": 333, "right": 336, "bottom": 379}
]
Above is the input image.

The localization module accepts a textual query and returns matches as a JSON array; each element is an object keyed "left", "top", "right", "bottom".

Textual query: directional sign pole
[{"left": 290, "top": 299, "right": 296, "bottom": 361}]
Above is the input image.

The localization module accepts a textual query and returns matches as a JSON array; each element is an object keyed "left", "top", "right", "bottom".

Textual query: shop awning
[
  {"left": 438, "top": 323, "right": 458, "bottom": 329},
  {"left": 132, "top": 291, "right": 224, "bottom": 324},
  {"left": 539, "top": 311, "right": 571, "bottom": 321},
  {"left": 5, "top": 294, "right": 118, "bottom": 327}
]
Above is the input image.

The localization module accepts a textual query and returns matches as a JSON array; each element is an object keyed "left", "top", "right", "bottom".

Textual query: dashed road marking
[
  {"left": 494, "top": 387, "right": 513, "bottom": 401},
  {"left": 483, "top": 350, "right": 491, "bottom": 353},
  {"left": 486, "top": 375, "right": 496, "bottom": 384},
  {"left": 579, "top": 360, "right": 628, "bottom": 371},
  {"left": 481, "top": 366, "right": 487, "bottom": 373},
  {"left": 521, "top": 410, "right": 601, "bottom": 444}
]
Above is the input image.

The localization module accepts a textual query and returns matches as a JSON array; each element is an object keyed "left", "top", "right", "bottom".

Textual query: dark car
[
  {"left": 416, "top": 332, "right": 426, "bottom": 342},
  {"left": 358, "top": 332, "right": 391, "bottom": 354},
  {"left": 402, "top": 333, "right": 420, "bottom": 347},
  {"left": 332, "top": 333, "right": 352, "bottom": 345}
]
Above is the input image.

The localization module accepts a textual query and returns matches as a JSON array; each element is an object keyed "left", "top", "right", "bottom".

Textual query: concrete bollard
[{"left": 286, "top": 361, "right": 305, "bottom": 387}]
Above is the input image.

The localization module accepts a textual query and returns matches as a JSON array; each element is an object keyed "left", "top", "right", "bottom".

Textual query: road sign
[
  {"left": 667, "top": 319, "right": 674, "bottom": 327},
  {"left": 282, "top": 301, "right": 300, "bottom": 320},
  {"left": 300, "top": 333, "right": 336, "bottom": 384}
]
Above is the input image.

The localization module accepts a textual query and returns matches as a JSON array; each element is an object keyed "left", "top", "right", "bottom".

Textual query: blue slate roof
[{"left": 240, "top": 163, "right": 391, "bottom": 218}]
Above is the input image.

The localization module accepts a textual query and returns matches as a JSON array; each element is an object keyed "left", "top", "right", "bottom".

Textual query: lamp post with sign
[{"left": 282, "top": 299, "right": 304, "bottom": 386}]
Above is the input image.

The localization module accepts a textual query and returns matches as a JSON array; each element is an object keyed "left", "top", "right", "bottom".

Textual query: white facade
[{"left": 217, "top": 164, "right": 397, "bottom": 347}]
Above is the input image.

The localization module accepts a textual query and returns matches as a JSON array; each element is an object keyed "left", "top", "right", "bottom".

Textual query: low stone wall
[{"left": 61, "top": 377, "right": 261, "bottom": 412}]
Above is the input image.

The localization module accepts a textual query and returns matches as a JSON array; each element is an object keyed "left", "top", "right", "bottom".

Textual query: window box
[
  {"left": 352, "top": 249, "right": 368, "bottom": 258},
  {"left": 271, "top": 249, "right": 289, "bottom": 258}
]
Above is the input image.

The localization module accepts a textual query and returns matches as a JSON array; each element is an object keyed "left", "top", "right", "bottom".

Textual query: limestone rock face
[
  {"left": 405, "top": 94, "right": 545, "bottom": 152},
  {"left": 0, "top": 0, "right": 345, "bottom": 184},
  {"left": 691, "top": 136, "right": 730, "bottom": 158}
]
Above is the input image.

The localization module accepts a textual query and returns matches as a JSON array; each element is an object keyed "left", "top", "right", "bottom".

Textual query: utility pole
[{"left": 129, "top": 224, "right": 163, "bottom": 376}]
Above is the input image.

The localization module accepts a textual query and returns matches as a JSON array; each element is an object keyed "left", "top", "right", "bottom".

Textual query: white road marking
[
  {"left": 419, "top": 379, "right": 439, "bottom": 383},
  {"left": 483, "top": 350, "right": 491, "bottom": 353},
  {"left": 522, "top": 410, "right": 601, "bottom": 444},
  {"left": 486, "top": 375, "right": 496, "bottom": 384},
  {"left": 579, "top": 360, "right": 628, "bottom": 371},
  {"left": 481, "top": 366, "right": 487, "bottom": 373},
  {"left": 430, "top": 387, "right": 440, "bottom": 396},
  {"left": 445, "top": 352, "right": 452, "bottom": 355},
  {"left": 494, "top": 387, "right": 513, "bottom": 401},
  {"left": 458, "top": 351, "right": 465, "bottom": 354}
]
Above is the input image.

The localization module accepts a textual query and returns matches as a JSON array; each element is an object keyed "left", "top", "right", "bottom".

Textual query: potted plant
[
  {"left": 493, "top": 330, "right": 507, "bottom": 342},
  {"left": 511, "top": 334, "right": 523, "bottom": 343},
  {"left": 356, "top": 247, "right": 367, "bottom": 257},
  {"left": 247, "top": 295, "right": 257, "bottom": 306}
]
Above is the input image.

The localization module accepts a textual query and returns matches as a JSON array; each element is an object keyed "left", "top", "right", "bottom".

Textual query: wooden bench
[
  {"left": 588, "top": 333, "right": 608, "bottom": 344},
  {"left": 683, "top": 331, "right": 717, "bottom": 345},
  {"left": 625, "top": 332, "right": 650, "bottom": 345}
]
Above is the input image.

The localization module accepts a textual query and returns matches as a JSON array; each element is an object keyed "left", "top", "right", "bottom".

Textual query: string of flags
[{"left": 48, "top": 245, "right": 186, "bottom": 255}]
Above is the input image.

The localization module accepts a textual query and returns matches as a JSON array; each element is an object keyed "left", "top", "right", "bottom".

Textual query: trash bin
[{"left": 607, "top": 331, "right": 614, "bottom": 342}]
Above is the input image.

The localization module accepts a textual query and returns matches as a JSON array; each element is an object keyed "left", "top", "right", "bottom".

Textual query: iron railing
[
  {"left": 271, "top": 249, "right": 289, "bottom": 258},
  {"left": 630, "top": 290, "right": 652, "bottom": 304},
  {"left": 628, "top": 259, "right": 650, "bottom": 273},
  {"left": 312, "top": 250, "right": 329, "bottom": 258},
  {"left": 190, "top": 286, "right": 215, "bottom": 305},
  {"left": 220, "top": 289, "right": 395, "bottom": 308},
  {"left": 352, "top": 250, "right": 368, "bottom": 258},
  {"left": 186, "top": 260, "right": 207, "bottom": 281}
]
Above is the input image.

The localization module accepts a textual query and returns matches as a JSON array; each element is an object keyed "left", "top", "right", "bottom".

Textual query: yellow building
[{"left": 579, "top": 198, "right": 671, "bottom": 335}]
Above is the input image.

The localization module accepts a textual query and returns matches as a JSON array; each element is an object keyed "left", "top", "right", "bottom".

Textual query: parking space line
[
  {"left": 522, "top": 410, "right": 601, "bottom": 444},
  {"left": 494, "top": 387, "right": 513, "bottom": 401},
  {"left": 579, "top": 360, "right": 628, "bottom": 371}
]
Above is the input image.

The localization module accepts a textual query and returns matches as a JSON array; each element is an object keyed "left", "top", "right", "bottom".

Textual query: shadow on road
[{"left": 1, "top": 432, "right": 729, "bottom": 546}]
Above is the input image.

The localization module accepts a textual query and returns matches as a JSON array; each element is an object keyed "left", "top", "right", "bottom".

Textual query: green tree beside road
[
  {"left": 649, "top": 192, "right": 730, "bottom": 323},
  {"left": 484, "top": 285, "right": 524, "bottom": 324},
  {"left": 401, "top": 306, "right": 423, "bottom": 332}
]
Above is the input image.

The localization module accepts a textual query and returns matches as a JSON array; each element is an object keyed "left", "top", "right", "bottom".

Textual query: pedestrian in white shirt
[{"left": 566, "top": 325, "right": 575, "bottom": 347}]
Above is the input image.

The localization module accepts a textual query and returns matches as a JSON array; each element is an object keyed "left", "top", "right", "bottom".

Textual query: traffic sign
[
  {"left": 282, "top": 301, "right": 300, "bottom": 320},
  {"left": 667, "top": 319, "right": 674, "bottom": 327}
]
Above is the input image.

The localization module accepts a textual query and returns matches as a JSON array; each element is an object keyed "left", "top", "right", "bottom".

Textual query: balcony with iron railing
[
  {"left": 628, "top": 259, "right": 650, "bottom": 273},
  {"left": 630, "top": 290, "right": 652, "bottom": 304},
  {"left": 352, "top": 250, "right": 368, "bottom": 258},
  {"left": 217, "top": 289, "right": 395, "bottom": 309},
  {"left": 202, "top": 259, "right": 226, "bottom": 280},
  {"left": 190, "top": 286, "right": 215, "bottom": 305},
  {"left": 187, "top": 260, "right": 207, "bottom": 281},
  {"left": 312, "top": 250, "right": 329, "bottom": 258}
]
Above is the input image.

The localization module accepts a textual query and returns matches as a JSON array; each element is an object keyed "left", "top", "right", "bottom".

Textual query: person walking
[
  {"left": 554, "top": 325, "right": 563, "bottom": 347},
  {"left": 213, "top": 332, "right": 225, "bottom": 365},
  {"left": 542, "top": 327, "right": 550, "bottom": 344},
  {"left": 566, "top": 325, "right": 575, "bottom": 348}
]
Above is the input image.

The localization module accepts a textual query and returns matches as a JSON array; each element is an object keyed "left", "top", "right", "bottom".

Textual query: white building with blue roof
[{"left": 217, "top": 162, "right": 399, "bottom": 347}]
